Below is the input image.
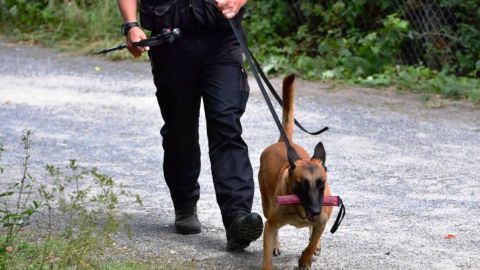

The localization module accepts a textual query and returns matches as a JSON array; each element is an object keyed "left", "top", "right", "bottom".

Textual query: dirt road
[{"left": 1, "top": 39, "right": 479, "bottom": 269}]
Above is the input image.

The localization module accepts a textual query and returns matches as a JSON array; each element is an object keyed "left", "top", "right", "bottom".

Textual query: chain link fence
[{"left": 394, "top": 0, "right": 467, "bottom": 74}]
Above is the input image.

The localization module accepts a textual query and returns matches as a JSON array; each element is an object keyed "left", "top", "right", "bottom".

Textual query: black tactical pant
[{"left": 148, "top": 27, "right": 254, "bottom": 228}]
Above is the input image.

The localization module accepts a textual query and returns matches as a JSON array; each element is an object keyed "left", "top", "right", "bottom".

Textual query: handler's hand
[
  {"left": 126, "top": 27, "right": 149, "bottom": 58},
  {"left": 216, "top": 0, "right": 247, "bottom": 19}
]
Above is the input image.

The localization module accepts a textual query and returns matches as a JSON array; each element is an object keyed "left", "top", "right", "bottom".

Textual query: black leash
[
  {"left": 330, "top": 198, "right": 346, "bottom": 234},
  {"left": 228, "top": 19, "right": 300, "bottom": 165},
  {"left": 229, "top": 19, "right": 345, "bottom": 234},
  {"left": 248, "top": 49, "right": 329, "bottom": 136}
]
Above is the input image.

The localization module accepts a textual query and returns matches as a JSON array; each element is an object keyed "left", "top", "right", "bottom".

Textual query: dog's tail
[{"left": 279, "top": 74, "right": 295, "bottom": 143}]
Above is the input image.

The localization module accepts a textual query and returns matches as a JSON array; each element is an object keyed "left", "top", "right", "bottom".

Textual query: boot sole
[
  {"left": 227, "top": 214, "right": 263, "bottom": 251},
  {"left": 176, "top": 227, "right": 201, "bottom": 235}
]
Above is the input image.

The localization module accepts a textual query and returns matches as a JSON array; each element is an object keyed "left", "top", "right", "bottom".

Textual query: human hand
[
  {"left": 215, "top": 0, "right": 247, "bottom": 19},
  {"left": 126, "top": 27, "right": 149, "bottom": 58}
]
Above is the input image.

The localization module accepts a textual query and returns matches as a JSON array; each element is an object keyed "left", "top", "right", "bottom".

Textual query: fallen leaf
[{"left": 6, "top": 246, "right": 13, "bottom": 253}]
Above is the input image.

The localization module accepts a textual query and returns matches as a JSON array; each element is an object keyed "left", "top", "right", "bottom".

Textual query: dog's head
[{"left": 289, "top": 142, "right": 327, "bottom": 222}]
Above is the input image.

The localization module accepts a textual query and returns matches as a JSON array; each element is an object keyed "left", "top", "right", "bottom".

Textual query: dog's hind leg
[
  {"left": 273, "top": 229, "right": 281, "bottom": 256},
  {"left": 262, "top": 221, "right": 278, "bottom": 270}
]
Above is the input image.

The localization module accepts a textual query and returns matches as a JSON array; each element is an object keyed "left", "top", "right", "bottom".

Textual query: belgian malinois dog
[{"left": 258, "top": 75, "right": 333, "bottom": 270}]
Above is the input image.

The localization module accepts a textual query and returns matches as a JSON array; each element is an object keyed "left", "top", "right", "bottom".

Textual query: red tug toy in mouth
[{"left": 277, "top": 195, "right": 341, "bottom": 206}]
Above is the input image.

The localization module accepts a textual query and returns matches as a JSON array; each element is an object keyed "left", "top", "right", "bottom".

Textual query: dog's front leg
[
  {"left": 309, "top": 226, "right": 322, "bottom": 256},
  {"left": 262, "top": 220, "right": 277, "bottom": 270},
  {"left": 299, "top": 224, "right": 325, "bottom": 269},
  {"left": 273, "top": 229, "right": 281, "bottom": 256}
]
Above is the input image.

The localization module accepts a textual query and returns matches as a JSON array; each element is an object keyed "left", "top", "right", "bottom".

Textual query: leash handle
[{"left": 96, "top": 28, "right": 181, "bottom": 55}]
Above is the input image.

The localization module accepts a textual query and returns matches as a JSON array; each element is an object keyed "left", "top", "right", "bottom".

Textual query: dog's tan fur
[{"left": 258, "top": 75, "right": 332, "bottom": 270}]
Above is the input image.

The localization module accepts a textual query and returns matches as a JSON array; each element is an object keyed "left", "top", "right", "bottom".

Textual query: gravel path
[{"left": 1, "top": 39, "right": 479, "bottom": 269}]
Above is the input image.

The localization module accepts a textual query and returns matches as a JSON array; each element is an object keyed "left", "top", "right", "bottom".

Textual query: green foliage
[
  {"left": 0, "top": 130, "right": 41, "bottom": 256},
  {"left": 36, "top": 159, "right": 141, "bottom": 269},
  {"left": 0, "top": 0, "right": 124, "bottom": 55},
  {"left": 0, "top": 0, "right": 478, "bottom": 101},
  {"left": 355, "top": 65, "right": 480, "bottom": 102},
  {"left": 244, "top": 0, "right": 403, "bottom": 76},
  {"left": 1, "top": 235, "right": 194, "bottom": 270},
  {"left": 243, "top": 0, "right": 479, "bottom": 102},
  {"left": 440, "top": 0, "right": 480, "bottom": 77},
  {"left": 0, "top": 131, "right": 142, "bottom": 269}
]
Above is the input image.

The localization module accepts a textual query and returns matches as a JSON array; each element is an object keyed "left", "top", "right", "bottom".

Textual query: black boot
[
  {"left": 175, "top": 207, "right": 201, "bottom": 235},
  {"left": 226, "top": 212, "right": 263, "bottom": 251}
]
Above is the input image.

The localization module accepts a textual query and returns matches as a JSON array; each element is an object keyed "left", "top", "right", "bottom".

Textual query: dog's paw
[
  {"left": 298, "top": 257, "right": 313, "bottom": 270},
  {"left": 298, "top": 263, "right": 312, "bottom": 270},
  {"left": 314, "top": 247, "right": 321, "bottom": 256},
  {"left": 273, "top": 247, "right": 281, "bottom": 256}
]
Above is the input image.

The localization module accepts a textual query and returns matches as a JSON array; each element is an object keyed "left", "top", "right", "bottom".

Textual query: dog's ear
[{"left": 312, "top": 141, "right": 326, "bottom": 165}]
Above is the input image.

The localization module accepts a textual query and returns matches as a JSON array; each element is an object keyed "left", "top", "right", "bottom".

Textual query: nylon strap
[
  {"left": 247, "top": 49, "right": 329, "bottom": 136},
  {"left": 330, "top": 198, "right": 346, "bottom": 234},
  {"left": 229, "top": 19, "right": 344, "bottom": 234},
  {"left": 229, "top": 20, "right": 300, "bottom": 163}
]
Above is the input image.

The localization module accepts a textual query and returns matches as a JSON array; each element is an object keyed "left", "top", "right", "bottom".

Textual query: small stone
[{"left": 6, "top": 246, "right": 13, "bottom": 253}]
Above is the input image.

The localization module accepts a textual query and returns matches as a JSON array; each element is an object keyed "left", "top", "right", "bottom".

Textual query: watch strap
[{"left": 121, "top": 22, "right": 140, "bottom": 36}]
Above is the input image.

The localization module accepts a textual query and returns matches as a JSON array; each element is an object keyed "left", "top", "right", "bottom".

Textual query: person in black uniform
[{"left": 117, "top": 0, "right": 263, "bottom": 251}]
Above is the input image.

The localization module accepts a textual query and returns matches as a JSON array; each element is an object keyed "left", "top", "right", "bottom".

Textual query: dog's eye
[
  {"left": 297, "top": 180, "right": 308, "bottom": 189},
  {"left": 316, "top": 179, "right": 324, "bottom": 189}
]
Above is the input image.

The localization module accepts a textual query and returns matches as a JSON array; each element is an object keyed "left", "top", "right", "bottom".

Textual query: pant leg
[
  {"left": 148, "top": 39, "right": 202, "bottom": 211},
  {"left": 200, "top": 62, "right": 254, "bottom": 228}
]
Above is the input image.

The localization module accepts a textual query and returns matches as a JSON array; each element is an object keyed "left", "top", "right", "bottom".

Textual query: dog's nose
[{"left": 310, "top": 207, "right": 321, "bottom": 216}]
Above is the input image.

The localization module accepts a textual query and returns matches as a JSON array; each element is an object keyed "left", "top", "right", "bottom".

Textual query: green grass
[
  {"left": 353, "top": 65, "right": 480, "bottom": 103},
  {"left": 1, "top": 234, "right": 196, "bottom": 270},
  {"left": 0, "top": 0, "right": 132, "bottom": 59}
]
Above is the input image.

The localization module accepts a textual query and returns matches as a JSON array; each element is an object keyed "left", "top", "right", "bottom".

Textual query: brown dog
[{"left": 258, "top": 75, "right": 332, "bottom": 270}]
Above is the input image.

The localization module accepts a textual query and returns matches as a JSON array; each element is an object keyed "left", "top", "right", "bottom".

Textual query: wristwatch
[{"left": 121, "top": 22, "right": 140, "bottom": 36}]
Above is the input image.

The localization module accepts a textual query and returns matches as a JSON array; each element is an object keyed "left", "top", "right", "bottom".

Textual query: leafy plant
[
  {"left": 35, "top": 159, "right": 142, "bottom": 269},
  {"left": 0, "top": 0, "right": 124, "bottom": 56},
  {"left": 0, "top": 0, "right": 478, "bottom": 101},
  {"left": 0, "top": 131, "right": 142, "bottom": 269},
  {"left": 0, "top": 130, "right": 41, "bottom": 257}
]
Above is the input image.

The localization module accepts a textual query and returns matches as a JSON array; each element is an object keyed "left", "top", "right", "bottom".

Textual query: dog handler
[{"left": 117, "top": 0, "right": 263, "bottom": 250}]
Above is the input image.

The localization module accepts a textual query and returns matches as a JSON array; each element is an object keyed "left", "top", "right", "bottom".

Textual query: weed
[
  {"left": 0, "top": 131, "right": 142, "bottom": 269},
  {"left": 0, "top": 130, "right": 41, "bottom": 258}
]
